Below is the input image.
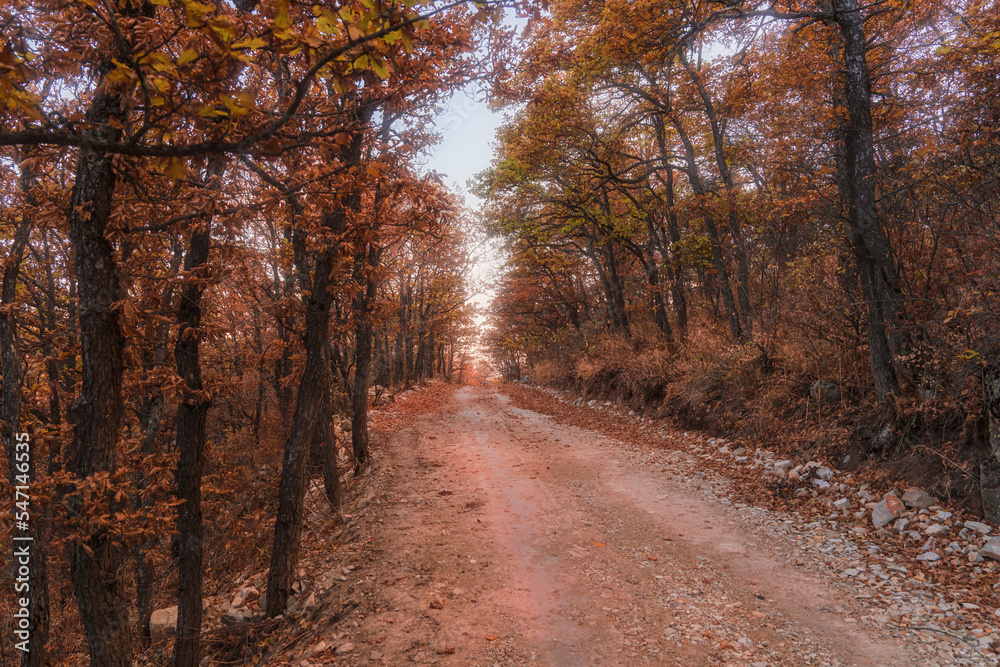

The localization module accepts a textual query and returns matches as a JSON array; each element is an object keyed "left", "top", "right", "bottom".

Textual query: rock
[
  {"left": 925, "top": 524, "right": 948, "bottom": 537},
  {"left": 834, "top": 498, "right": 851, "bottom": 511},
  {"left": 310, "top": 641, "right": 328, "bottom": 656},
  {"left": 221, "top": 606, "right": 253, "bottom": 626},
  {"left": 773, "top": 460, "right": 793, "bottom": 476},
  {"left": 921, "top": 537, "right": 937, "bottom": 552},
  {"left": 794, "top": 488, "right": 810, "bottom": 498},
  {"left": 371, "top": 651, "right": 384, "bottom": 660},
  {"left": 285, "top": 595, "right": 298, "bottom": 614},
  {"left": 885, "top": 493, "right": 905, "bottom": 515},
  {"left": 812, "top": 479, "right": 830, "bottom": 491},
  {"left": 893, "top": 518, "right": 909, "bottom": 532},
  {"left": 933, "top": 510, "right": 952, "bottom": 522},
  {"left": 815, "top": 466, "right": 835, "bottom": 481},
  {"left": 916, "top": 551, "right": 940, "bottom": 562},
  {"left": 150, "top": 606, "right": 178, "bottom": 642},
  {"left": 810, "top": 380, "right": 842, "bottom": 403},
  {"left": 871, "top": 500, "right": 897, "bottom": 528},
  {"left": 335, "top": 643, "right": 355, "bottom": 655},
  {"left": 902, "top": 488, "right": 935, "bottom": 509},
  {"left": 964, "top": 520, "right": 992, "bottom": 534},
  {"left": 980, "top": 537, "right": 1000, "bottom": 561},
  {"left": 304, "top": 592, "right": 319, "bottom": 612},
  {"left": 232, "top": 586, "right": 259, "bottom": 609}
]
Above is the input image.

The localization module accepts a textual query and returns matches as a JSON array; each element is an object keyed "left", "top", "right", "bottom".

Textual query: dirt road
[{"left": 321, "top": 386, "right": 935, "bottom": 666}]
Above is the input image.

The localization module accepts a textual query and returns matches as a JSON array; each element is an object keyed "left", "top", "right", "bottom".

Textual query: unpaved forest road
[{"left": 328, "top": 387, "right": 926, "bottom": 666}]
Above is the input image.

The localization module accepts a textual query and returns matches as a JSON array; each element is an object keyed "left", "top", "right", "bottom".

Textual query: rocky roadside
[{"left": 514, "top": 384, "right": 1000, "bottom": 667}]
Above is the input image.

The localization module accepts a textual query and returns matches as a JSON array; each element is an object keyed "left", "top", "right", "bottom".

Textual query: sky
[
  {"left": 421, "top": 87, "right": 507, "bottom": 344},
  {"left": 423, "top": 89, "right": 504, "bottom": 206}
]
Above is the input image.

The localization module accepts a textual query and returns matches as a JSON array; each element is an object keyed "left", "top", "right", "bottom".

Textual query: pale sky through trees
[{"left": 424, "top": 88, "right": 503, "bottom": 206}]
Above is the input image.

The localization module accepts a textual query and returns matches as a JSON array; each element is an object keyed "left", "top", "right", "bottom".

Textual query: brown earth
[{"left": 281, "top": 384, "right": 941, "bottom": 666}]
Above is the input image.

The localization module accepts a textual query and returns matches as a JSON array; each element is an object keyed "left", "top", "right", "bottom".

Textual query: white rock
[
  {"left": 834, "top": 498, "right": 851, "bottom": 510},
  {"left": 335, "top": 643, "right": 355, "bottom": 655},
  {"left": 812, "top": 479, "right": 831, "bottom": 491},
  {"left": 925, "top": 524, "right": 948, "bottom": 536},
  {"left": 980, "top": 537, "right": 1000, "bottom": 561},
  {"left": 921, "top": 537, "right": 937, "bottom": 552},
  {"left": 964, "top": 521, "right": 991, "bottom": 534},
  {"left": 221, "top": 606, "right": 252, "bottom": 626},
  {"left": 933, "top": 510, "right": 952, "bottom": 522},
  {"left": 232, "top": 586, "right": 260, "bottom": 609},
  {"left": 916, "top": 551, "right": 940, "bottom": 561},
  {"left": 150, "top": 606, "right": 178, "bottom": 642},
  {"left": 893, "top": 518, "right": 909, "bottom": 532},
  {"left": 871, "top": 500, "right": 895, "bottom": 528},
  {"left": 902, "top": 488, "right": 935, "bottom": 509},
  {"left": 773, "top": 460, "right": 793, "bottom": 475},
  {"left": 815, "top": 466, "right": 835, "bottom": 481}
]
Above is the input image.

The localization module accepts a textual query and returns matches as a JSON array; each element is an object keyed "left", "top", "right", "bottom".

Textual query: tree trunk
[
  {"left": 173, "top": 160, "right": 221, "bottom": 667},
  {"left": 136, "top": 239, "right": 182, "bottom": 643},
  {"left": 681, "top": 51, "right": 753, "bottom": 339},
  {"left": 266, "top": 107, "right": 367, "bottom": 614},
  {"left": 981, "top": 361, "right": 1000, "bottom": 522},
  {"left": 673, "top": 117, "right": 743, "bottom": 341},
  {"left": 266, "top": 251, "right": 335, "bottom": 615},
  {"left": 833, "top": 0, "right": 906, "bottom": 400},
  {"left": 318, "top": 380, "right": 343, "bottom": 519},
  {"left": 66, "top": 79, "right": 133, "bottom": 667},
  {"left": 351, "top": 239, "right": 381, "bottom": 470},
  {"left": 1, "top": 215, "right": 51, "bottom": 667}
]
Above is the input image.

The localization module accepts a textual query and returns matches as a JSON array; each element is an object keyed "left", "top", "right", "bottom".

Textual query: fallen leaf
[
  {"left": 436, "top": 647, "right": 456, "bottom": 655},
  {"left": 429, "top": 599, "right": 444, "bottom": 609},
  {"left": 646, "top": 554, "right": 658, "bottom": 561},
  {"left": 592, "top": 542, "right": 605, "bottom": 547},
  {"left": 484, "top": 635, "right": 498, "bottom": 641}
]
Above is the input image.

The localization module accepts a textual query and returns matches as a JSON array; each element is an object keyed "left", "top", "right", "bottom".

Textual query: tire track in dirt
[{"left": 341, "top": 386, "right": 918, "bottom": 666}]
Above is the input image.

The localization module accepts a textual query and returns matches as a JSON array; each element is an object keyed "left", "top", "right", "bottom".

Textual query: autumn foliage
[
  {"left": 0, "top": 0, "right": 502, "bottom": 664},
  {"left": 478, "top": 0, "right": 1000, "bottom": 514}
]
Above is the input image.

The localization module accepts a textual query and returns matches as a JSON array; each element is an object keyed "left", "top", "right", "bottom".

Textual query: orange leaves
[
  {"left": 0, "top": 42, "right": 41, "bottom": 119},
  {"left": 273, "top": 0, "right": 292, "bottom": 36}
]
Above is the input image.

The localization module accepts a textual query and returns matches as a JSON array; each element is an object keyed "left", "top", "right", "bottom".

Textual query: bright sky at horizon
[{"left": 421, "top": 87, "right": 507, "bottom": 356}]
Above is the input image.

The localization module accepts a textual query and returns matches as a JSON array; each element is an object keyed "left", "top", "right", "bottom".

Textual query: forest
[
  {"left": 479, "top": 0, "right": 1000, "bottom": 533},
  {"left": 1, "top": 0, "right": 1000, "bottom": 664}
]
